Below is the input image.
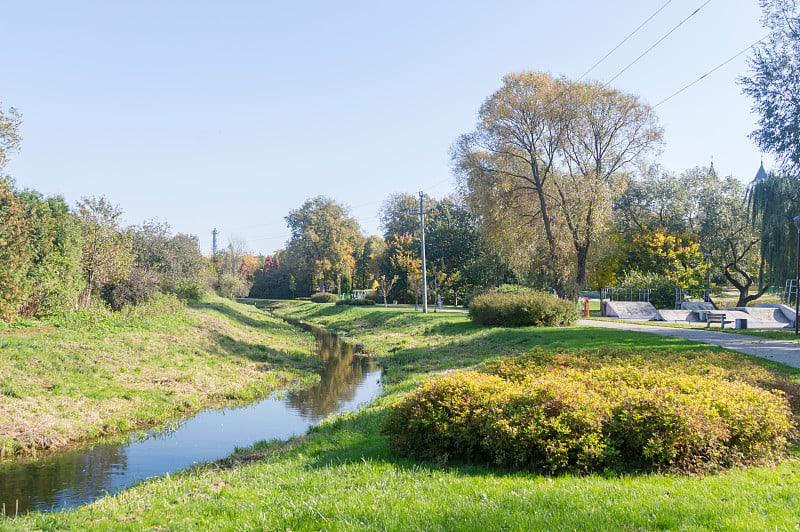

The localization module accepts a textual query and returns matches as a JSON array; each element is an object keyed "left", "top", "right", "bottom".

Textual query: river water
[{"left": 0, "top": 322, "right": 381, "bottom": 516}]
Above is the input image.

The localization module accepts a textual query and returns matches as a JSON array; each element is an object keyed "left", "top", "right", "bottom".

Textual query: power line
[
  {"left": 653, "top": 34, "right": 770, "bottom": 108},
  {"left": 606, "top": 0, "right": 713, "bottom": 86},
  {"left": 579, "top": 0, "right": 676, "bottom": 81}
]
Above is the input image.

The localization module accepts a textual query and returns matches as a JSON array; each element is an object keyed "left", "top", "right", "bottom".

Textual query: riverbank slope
[{"left": 0, "top": 296, "right": 319, "bottom": 459}]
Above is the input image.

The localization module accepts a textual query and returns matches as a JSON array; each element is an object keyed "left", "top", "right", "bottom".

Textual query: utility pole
[
  {"left": 413, "top": 191, "right": 434, "bottom": 314},
  {"left": 212, "top": 228, "right": 218, "bottom": 255}
]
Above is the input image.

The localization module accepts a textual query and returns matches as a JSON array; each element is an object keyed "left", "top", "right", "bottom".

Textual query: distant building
[{"left": 753, "top": 161, "right": 768, "bottom": 182}]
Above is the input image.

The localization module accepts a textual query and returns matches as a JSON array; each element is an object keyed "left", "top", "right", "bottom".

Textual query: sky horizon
[{"left": 3, "top": 1, "right": 774, "bottom": 256}]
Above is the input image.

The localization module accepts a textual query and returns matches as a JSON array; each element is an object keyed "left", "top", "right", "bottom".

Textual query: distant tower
[
  {"left": 753, "top": 160, "right": 768, "bottom": 183},
  {"left": 212, "top": 228, "right": 218, "bottom": 255}
]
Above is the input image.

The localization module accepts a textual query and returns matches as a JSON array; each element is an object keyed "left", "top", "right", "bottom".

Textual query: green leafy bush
[
  {"left": 335, "top": 298, "right": 376, "bottom": 306},
  {"left": 469, "top": 290, "right": 577, "bottom": 327},
  {"left": 175, "top": 279, "right": 203, "bottom": 301},
  {"left": 381, "top": 372, "right": 509, "bottom": 463},
  {"left": 310, "top": 292, "right": 338, "bottom": 303},
  {"left": 382, "top": 350, "right": 796, "bottom": 474}
]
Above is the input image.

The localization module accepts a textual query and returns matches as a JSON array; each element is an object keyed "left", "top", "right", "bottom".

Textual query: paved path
[{"left": 579, "top": 319, "right": 800, "bottom": 369}]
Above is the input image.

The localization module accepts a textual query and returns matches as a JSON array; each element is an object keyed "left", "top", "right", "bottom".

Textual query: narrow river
[{"left": 0, "top": 322, "right": 381, "bottom": 516}]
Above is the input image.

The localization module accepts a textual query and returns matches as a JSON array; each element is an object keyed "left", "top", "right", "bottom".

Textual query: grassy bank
[
  {"left": 8, "top": 301, "right": 800, "bottom": 530},
  {"left": 0, "top": 296, "right": 319, "bottom": 459}
]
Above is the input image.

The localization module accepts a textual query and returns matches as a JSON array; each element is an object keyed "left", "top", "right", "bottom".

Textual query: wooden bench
[{"left": 706, "top": 311, "right": 733, "bottom": 328}]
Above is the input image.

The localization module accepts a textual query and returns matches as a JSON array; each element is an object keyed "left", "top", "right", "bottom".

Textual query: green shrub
[
  {"left": 335, "top": 298, "right": 376, "bottom": 306},
  {"left": 310, "top": 292, "right": 338, "bottom": 303},
  {"left": 175, "top": 279, "right": 203, "bottom": 301},
  {"left": 381, "top": 372, "right": 510, "bottom": 463},
  {"left": 382, "top": 351, "right": 796, "bottom": 474},
  {"left": 468, "top": 290, "right": 577, "bottom": 327}
]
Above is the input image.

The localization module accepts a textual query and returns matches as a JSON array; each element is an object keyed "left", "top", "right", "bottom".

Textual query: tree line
[
  {"left": 0, "top": 174, "right": 204, "bottom": 320},
  {"left": 4, "top": 1, "right": 800, "bottom": 315}
]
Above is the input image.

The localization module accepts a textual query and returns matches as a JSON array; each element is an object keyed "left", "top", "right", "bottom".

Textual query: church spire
[{"left": 753, "top": 160, "right": 768, "bottom": 182}]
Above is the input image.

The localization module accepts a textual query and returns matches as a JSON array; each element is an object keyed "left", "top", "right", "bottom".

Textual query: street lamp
[
  {"left": 794, "top": 216, "right": 800, "bottom": 335},
  {"left": 704, "top": 253, "right": 712, "bottom": 303}
]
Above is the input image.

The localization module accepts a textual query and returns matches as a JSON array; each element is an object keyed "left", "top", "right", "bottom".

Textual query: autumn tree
[
  {"left": 285, "top": 196, "right": 364, "bottom": 294},
  {"left": 353, "top": 235, "right": 386, "bottom": 290},
  {"left": 454, "top": 71, "right": 662, "bottom": 297}
]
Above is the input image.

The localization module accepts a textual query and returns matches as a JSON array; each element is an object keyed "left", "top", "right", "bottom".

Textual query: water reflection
[{"left": 0, "top": 325, "right": 381, "bottom": 516}]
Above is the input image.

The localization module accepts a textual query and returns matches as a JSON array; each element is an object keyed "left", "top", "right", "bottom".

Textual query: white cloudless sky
[{"left": 3, "top": 0, "right": 772, "bottom": 255}]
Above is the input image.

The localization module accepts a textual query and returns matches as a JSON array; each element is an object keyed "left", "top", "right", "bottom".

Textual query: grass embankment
[
  {"left": 9, "top": 301, "right": 800, "bottom": 530},
  {"left": 0, "top": 296, "right": 319, "bottom": 459}
]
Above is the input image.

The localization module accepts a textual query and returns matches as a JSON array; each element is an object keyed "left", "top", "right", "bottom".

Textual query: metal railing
[
  {"left": 675, "top": 289, "right": 711, "bottom": 309},
  {"left": 600, "top": 288, "right": 651, "bottom": 316},
  {"left": 785, "top": 279, "right": 798, "bottom": 305},
  {"left": 600, "top": 287, "right": 651, "bottom": 302}
]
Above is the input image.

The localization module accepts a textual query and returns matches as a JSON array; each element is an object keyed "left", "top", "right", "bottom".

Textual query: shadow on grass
[
  {"left": 188, "top": 300, "right": 276, "bottom": 330},
  {"left": 186, "top": 300, "right": 324, "bottom": 373},
  {"left": 200, "top": 329, "right": 320, "bottom": 370}
]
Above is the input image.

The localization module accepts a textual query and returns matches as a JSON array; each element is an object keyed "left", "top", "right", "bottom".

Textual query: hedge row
[
  {"left": 310, "top": 292, "right": 338, "bottom": 303},
  {"left": 335, "top": 298, "right": 376, "bottom": 306},
  {"left": 469, "top": 290, "right": 577, "bottom": 327},
  {"left": 382, "top": 351, "right": 796, "bottom": 474}
]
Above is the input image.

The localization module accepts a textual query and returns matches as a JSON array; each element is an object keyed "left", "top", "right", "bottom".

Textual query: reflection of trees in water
[
  {"left": 286, "top": 328, "right": 379, "bottom": 420},
  {"left": 0, "top": 442, "right": 127, "bottom": 515},
  {"left": 0, "top": 323, "right": 380, "bottom": 516}
]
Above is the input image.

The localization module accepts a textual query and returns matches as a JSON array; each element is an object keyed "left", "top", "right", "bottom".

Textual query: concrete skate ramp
[
  {"left": 605, "top": 301, "right": 658, "bottom": 320},
  {"left": 656, "top": 310, "right": 693, "bottom": 322},
  {"left": 754, "top": 304, "right": 797, "bottom": 325},
  {"left": 680, "top": 301, "right": 715, "bottom": 311},
  {"left": 731, "top": 306, "right": 790, "bottom": 324}
]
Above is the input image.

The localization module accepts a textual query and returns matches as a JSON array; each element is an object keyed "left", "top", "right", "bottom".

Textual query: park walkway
[{"left": 578, "top": 319, "right": 800, "bottom": 369}]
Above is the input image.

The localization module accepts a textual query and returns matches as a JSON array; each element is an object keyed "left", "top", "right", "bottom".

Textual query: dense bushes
[
  {"left": 100, "top": 268, "right": 160, "bottom": 311},
  {"left": 0, "top": 181, "right": 84, "bottom": 319},
  {"left": 310, "top": 292, "right": 339, "bottom": 303},
  {"left": 382, "top": 349, "right": 797, "bottom": 474},
  {"left": 469, "top": 290, "right": 577, "bottom": 327}
]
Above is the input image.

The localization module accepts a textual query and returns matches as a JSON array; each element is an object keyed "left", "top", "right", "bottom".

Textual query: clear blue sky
[{"left": 3, "top": 0, "right": 771, "bottom": 255}]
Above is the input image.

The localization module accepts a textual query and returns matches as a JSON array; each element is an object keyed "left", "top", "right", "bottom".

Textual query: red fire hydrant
[{"left": 583, "top": 296, "right": 590, "bottom": 317}]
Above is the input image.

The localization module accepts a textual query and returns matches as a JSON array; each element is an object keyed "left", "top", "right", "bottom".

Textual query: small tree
[
  {"left": 376, "top": 275, "right": 398, "bottom": 306},
  {"left": 76, "top": 196, "right": 134, "bottom": 307}
]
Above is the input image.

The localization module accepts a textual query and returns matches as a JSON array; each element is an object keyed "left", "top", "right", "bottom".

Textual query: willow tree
[
  {"left": 740, "top": 0, "right": 800, "bottom": 174},
  {"left": 453, "top": 71, "right": 662, "bottom": 297},
  {"left": 748, "top": 171, "right": 800, "bottom": 286}
]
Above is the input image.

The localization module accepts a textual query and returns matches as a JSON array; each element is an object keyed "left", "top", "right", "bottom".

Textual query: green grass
[
  {"left": 8, "top": 301, "right": 800, "bottom": 530},
  {"left": 0, "top": 295, "right": 319, "bottom": 459}
]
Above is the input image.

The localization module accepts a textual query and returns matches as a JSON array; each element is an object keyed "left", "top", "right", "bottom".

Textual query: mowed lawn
[{"left": 7, "top": 301, "right": 800, "bottom": 531}]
